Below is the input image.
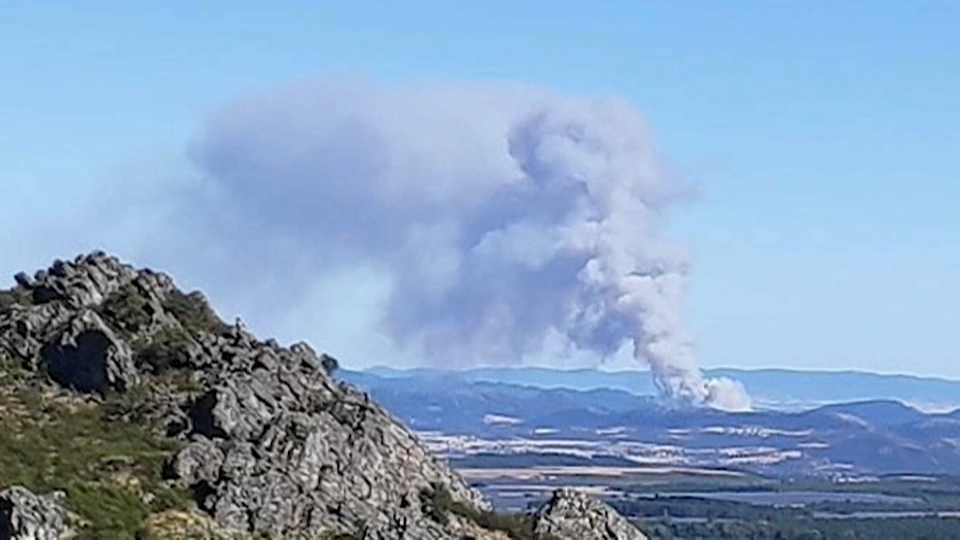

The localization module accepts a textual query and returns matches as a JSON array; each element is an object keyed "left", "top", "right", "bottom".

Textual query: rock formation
[
  {"left": 0, "top": 253, "right": 648, "bottom": 539},
  {"left": 533, "top": 490, "right": 647, "bottom": 540},
  {"left": 0, "top": 487, "right": 76, "bottom": 540}
]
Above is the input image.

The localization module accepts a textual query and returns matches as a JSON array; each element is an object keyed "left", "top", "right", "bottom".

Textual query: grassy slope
[{"left": 0, "top": 377, "right": 192, "bottom": 539}]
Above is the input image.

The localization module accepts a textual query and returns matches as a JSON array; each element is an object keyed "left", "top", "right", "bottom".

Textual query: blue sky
[{"left": 2, "top": 2, "right": 958, "bottom": 377}]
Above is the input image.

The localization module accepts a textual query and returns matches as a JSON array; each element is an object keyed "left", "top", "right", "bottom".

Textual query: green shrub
[
  {"left": 162, "top": 290, "right": 230, "bottom": 337},
  {"left": 0, "top": 352, "right": 29, "bottom": 382},
  {"left": 420, "top": 482, "right": 455, "bottom": 525},
  {"left": 133, "top": 327, "right": 194, "bottom": 375},
  {"left": 102, "top": 285, "right": 151, "bottom": 333},
  {"left": 101, "top": 383, "right": 157, "bottom": 425},
  {"left": 419, "top": 483, "right": 556, "bottom": 540}
]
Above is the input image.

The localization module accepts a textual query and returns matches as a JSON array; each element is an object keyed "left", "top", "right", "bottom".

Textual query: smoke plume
[{"left": 188, "top": 78, "right": 751, "bottom": 411}]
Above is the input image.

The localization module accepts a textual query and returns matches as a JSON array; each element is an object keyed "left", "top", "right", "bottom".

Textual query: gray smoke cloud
[{"left": 187, "top": 78, "right": 751, "bottom": 411}]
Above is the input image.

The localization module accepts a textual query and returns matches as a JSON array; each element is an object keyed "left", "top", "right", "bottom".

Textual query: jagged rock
[
  {"left": 41, "top": 309, "right": 139, "bottom": 393},
  {"left": 0, "top": 254, "right": 489, "bottom": 539},
  {"left": 173, "top": 436, "right": 225, "bottom": 485},
  {"left": 0, "top": 486, "right": 75, "bottom": 540},
  {"left": 173, "top": 336, "right": 488, "bottom": 538},
  {"left": 1, "top": 253, "right": 645, "bottom": 539},
  {"left": 0, "top": 253, "right": 173, "bottom": 391},
  {"left": 532, "top": 489, "right": 648, "bottom": 540},
  {"left": 23, "top": 252, "right": 142, "bottom": 309},
  {"left": 13, "top": 273, "right": 32, "bottom": 290}
]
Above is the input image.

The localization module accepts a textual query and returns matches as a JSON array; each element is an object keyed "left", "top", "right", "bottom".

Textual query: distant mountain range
[
  {"left": 356, "top": 366, "right": 960, "bottom": 412},
  {"left": 340, "top": 367, "right": 960, "bottom": 477}
]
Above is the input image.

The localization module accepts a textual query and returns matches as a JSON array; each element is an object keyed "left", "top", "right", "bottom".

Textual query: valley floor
[{"left": 431, "top": 434, "right": 960, "bottom": 539}]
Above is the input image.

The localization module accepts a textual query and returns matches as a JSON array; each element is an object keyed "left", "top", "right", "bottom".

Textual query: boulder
[
  {"left": 0, "top": 487, "right": 75, "bottom": 540},
  {"left": 532, "top": 489, "right": 648, "bottom": 540}
]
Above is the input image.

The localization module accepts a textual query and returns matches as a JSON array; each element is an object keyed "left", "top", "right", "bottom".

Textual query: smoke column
[{"left": 189, "top": 79, "right": 751, "bottom": 411}]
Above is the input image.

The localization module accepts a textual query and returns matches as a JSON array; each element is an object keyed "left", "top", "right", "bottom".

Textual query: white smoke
[{"left": 187, "top": 78, "right": 751, "bottom": 411}]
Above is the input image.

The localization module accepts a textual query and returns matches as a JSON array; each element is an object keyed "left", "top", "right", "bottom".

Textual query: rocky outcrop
[
  {"left": 0, "top": 487, "right": 76, "bottom": 540},
  {"left": 0, "top": 253, "right": 643, "bottom": 539},
  {"left": 0, "top": 253, "right": 172, "bottom": 393},
  {"left": 170, "top": 332, "right": 487, "bottom": 538},
  {"left": 532, "top": 490, "right": 648, "bottom": 540}
]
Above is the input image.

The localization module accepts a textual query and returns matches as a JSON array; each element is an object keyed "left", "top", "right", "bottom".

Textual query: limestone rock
[
  {"left": 532, "top": 489, "right": 648, "bottom": 540},
  {"left": 0, "top": 253, "right": 488, "bottom": 539},
  {"left": 41, "top": 309, "right": 139, "bottom": 393},
  {"left": 0, "top": 253, "right": 172, "bottom": 392},
  {"left": 172, "top": 335, "right": 488, "bottom": 538},
  {"left": 1, "top": 252, "right": 646, "bottom": 540},
  {"left": 0, "top": 486, "right": 76, "bottom": 540}
]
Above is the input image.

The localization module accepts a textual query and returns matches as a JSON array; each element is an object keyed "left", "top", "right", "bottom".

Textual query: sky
[{"left": 1, "top": 1, "right": 958, "bottom": 378}]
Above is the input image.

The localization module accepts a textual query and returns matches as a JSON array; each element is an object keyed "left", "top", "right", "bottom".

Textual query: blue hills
[
  {"left": 340, "top": 367, "right": 960, "bottom": 477},
  {"left": 357, "top": 365, "right": 960, "bottom": 411}
]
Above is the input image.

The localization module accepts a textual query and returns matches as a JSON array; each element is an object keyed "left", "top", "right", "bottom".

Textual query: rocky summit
[
  {"left": 0, "top": 252, "right": 647, "bottom": 540},
  {"left": 532, "top": 490, "right": 647, "bottom": 540}
]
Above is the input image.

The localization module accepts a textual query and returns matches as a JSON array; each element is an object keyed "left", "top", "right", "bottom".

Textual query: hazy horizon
[
  {"left": 360, "top": 363, "right": 960, "bottom": 381},
  {"left": 2, "top": 2, "right": 957, "bottom": 379}
]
